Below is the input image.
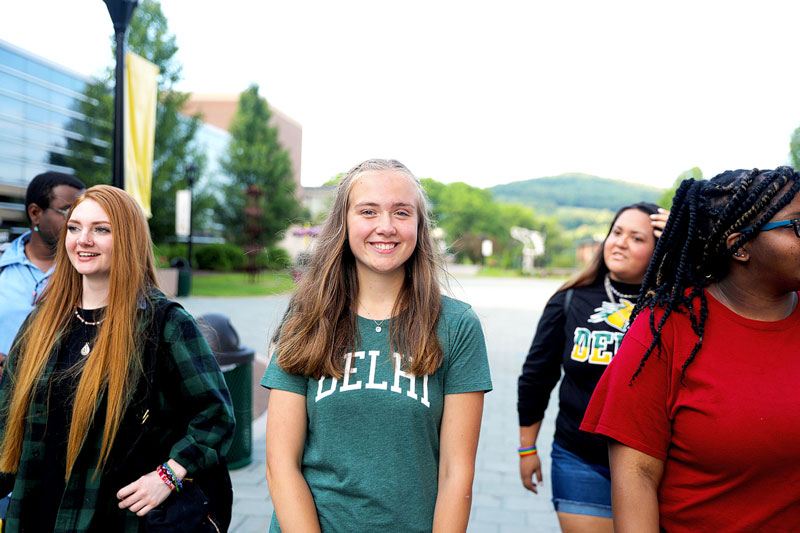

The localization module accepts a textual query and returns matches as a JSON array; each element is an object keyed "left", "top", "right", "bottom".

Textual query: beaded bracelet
[
  {"left": 156, "top": 465, "right": 176, "bottom": 491},
  {"left": 518, "top": 445, "right": 538, "bottom": 457},
  {"left": 162, "top": 462, "right": 184, "bottom": 491},
  {"left": 156, "top": 463, "right": 183, "bottom": 492}
]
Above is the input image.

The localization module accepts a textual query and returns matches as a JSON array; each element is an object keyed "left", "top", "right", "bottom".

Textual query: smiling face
[
  {"left": 65, "top": 199, "right": 113, "bottom": 281},
  {"left": 346, "top": 170, "right": 419, "bottom": 283},
  {"left": 603, "top": 208, "right": 656, "bottom": 284}
]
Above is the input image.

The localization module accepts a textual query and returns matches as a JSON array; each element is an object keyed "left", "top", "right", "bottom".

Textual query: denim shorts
[{"left": 550, "top": 441, "right": 612, "bottom": 518}]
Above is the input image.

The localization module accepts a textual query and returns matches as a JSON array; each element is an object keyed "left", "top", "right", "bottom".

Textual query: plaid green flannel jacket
[{"left": 0, "top": 293, "right": 235, "bottom": 532}]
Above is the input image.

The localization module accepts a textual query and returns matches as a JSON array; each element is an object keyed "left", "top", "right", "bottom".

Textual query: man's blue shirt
[{"left": 0, "top": 231, "right": 54, "bottom": 355}]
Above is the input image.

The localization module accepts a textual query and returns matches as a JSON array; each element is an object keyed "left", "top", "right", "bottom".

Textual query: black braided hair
[{"left": 628, "top": 167, "right": 800, "bottom": 385}]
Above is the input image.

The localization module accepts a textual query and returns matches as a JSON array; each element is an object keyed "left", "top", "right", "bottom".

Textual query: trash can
[
  {"left": 199, "top": 313, "right": 255, "bottom": 469},
  {"left": 170, "top": 257, "right": 191, "bottom": 297}
]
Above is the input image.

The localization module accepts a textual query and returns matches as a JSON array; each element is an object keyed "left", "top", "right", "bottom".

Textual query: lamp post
[
  {"left": 103, "top": 0, "right": 138, "bottom": 189},
  {"left": 185, "top": 163, "right": 197, "bottom": 269}
]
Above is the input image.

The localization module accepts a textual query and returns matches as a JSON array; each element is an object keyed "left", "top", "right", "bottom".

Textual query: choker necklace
[
  {"left": 74, "top": 308, "right": 105, "bottom": 355},
  {"left": 604, "top": 274, "right": 639, "bottom": 304},
  {"left": 74, "top": 308, "right": 106, "bottom": 326},
  {"left": 359, "top": 303, "right": 387, "bottom": 333}
]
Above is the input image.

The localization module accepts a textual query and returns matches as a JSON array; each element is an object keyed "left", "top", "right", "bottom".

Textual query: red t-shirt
[{"left": 581, "top": 290, "right": 800, "bottom": 532}]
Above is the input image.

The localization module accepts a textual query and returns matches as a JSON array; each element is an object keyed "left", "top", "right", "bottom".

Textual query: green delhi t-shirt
[{"left": 261, "top": 295, "right": 492, "bottom": 533}]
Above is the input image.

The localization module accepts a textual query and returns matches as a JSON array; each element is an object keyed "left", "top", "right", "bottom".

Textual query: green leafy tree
[
  {"left": 420, "top": 178, "right": 567, "bottom": 266},
  {"left": 323, "top": 172, "right": 345, "bottom": 186},
  {"left": 790, "top": 126, "right": 800, "bottom": 171},
  {"left": 658, "top": 167, "right": 703, "bottom": 209},
  {"left": 422, "top": 180, "right": 494, "bottom": 262},
  {"left": 51, "top": 0, "right": 210, "bottom": 243},
  {"left": 218, "top": 84, "right": 299, "bottom": 247},
  {"left": 49, "top": 82, "right": 113, "bottom": 188}
]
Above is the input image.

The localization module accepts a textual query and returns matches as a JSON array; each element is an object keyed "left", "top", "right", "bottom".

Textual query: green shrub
[
  {"left": 153, "top": 243, "right": 188, "bottom": 266},
  {"left": 153, "top": 243, "right": 288, "bottom": 272},
  {"left": 151, "top": 245, "right": 171, "bottom": 268},
  {"left": 254, "top": 246, "right": 292, "bottom": 270},
  {"left": 195, "top": 243, "right": 246, "bottom": 271},
  {"left": 549, "top": 251, "right": 577, "bottom": 269}
]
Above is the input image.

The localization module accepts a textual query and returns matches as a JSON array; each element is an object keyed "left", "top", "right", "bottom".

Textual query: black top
[
  {"left": 28, "top": 308, "right": 103, "bottom": 533},
  {"left": 517, "top": 277, "right": 640, "bottom": 467}
]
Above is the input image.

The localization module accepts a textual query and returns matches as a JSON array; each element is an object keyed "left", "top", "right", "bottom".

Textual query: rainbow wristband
[{"left": 518, "top": 445, "right": 538, "bottom": 457}]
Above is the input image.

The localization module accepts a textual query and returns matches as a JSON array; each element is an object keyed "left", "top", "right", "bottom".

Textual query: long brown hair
[
  {"left": 0, "top": 185, "right": 159, "bottom": 480},
  {"left": 559, "top": 202, "right": 660, "bottom": 293},
  {"left": 276, "top": 159, "right": 444, "bottom": 378}
]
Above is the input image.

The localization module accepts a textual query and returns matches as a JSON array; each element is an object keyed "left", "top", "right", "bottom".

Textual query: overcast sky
[{"left": 3, "top": 1, "right": 800, "bottom": 189}]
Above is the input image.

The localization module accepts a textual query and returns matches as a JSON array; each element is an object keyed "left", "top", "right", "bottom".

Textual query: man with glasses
[{"left": 0, "top": 171, "right": 85, "bottom": 368}]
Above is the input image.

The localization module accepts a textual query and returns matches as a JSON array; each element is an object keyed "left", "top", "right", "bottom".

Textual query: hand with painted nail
[{"left": 650, "top": 208, "right": 670, "bottom": 239}]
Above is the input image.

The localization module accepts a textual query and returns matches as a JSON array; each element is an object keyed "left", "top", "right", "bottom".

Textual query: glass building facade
[
  {"left": 0, "top": 39, "right": 108, "bottom": 241},
  {"left": 0, "top": 39, "right": 233, "bottom": 246}
]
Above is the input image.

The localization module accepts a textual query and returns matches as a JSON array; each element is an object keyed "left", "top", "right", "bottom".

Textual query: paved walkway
[{"left": 179, "top": 276, "right": 565, "bottom": 532}]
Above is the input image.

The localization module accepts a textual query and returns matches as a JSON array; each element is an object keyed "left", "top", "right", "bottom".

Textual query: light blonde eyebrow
[{"left": 353, "top": 201, "right": 416, "bottom": 210}]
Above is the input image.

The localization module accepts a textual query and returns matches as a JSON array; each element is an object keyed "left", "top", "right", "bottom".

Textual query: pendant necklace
[
  {"left": 74, "top": 308, "right": 106, "bottom": 355},
  {"left": 359, "top": 303, "right": 387, "bottom": 333},
  {"left": 604, "top": 274, "right": 639, "bottom": 304},
  {"left": 24, "top": 265, "right": 47, "bottom": 306}
]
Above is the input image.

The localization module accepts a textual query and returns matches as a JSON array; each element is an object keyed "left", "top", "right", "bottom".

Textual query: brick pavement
[{"left": 179, "top": 276, "right": 565, "bottom": 532}]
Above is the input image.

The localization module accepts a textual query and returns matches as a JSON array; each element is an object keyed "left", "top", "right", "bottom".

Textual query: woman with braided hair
[{"left": 582, "top": 167, "right": 800, "bottom": 532}]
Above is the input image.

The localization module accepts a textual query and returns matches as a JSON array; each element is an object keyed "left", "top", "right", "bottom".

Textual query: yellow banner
[{"left": 124, "top": 52, "right": 159, "bottom": 217}]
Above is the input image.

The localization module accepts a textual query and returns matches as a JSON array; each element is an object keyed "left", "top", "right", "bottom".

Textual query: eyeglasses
[
  {"left": 742, "top": 217, "right": 800, "bottom": 238},
  {"left": 47, "top": 206, "right": 70, "bottom": 218}
]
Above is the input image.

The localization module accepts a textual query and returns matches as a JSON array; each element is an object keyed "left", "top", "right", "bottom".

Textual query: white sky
[{"left": 3, "top": 0, "right": 800, "bottom": 189}]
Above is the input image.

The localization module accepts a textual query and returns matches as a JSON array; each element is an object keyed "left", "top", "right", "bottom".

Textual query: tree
[
  {"left": 422, "top": 180, "right": 495, "bottom": 261},
  {"left": 658, "top": 167, "right": 703, "bottom": 209},
  {"left": 790, "top": 126, "right": 800, "bottom": 171},
  {"left": 51, "top": 0, "right": 209, "bottom": 243},
  {"left": 323, "top": 172, "right": 345, "bottom": 186},
  {"left": 420, "top": 178, "right": 566, "bottom": 266},
  {"left": 218, "top": 84, "right": 299, "bottom": 248},
  {"left": 49, "top": 81, "right": 113, "bottom": 188}
]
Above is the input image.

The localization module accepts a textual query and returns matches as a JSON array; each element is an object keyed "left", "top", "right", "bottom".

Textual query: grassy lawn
[
  {"left": 476, "top": 266, "right": 574, "bottom": 279},
  {"left": 476, "top": 266, "right": 523, "bottom": 277},
  {"left": 477, "top": 266, "right": 522, "bottom": 278},
  {"left": 189, "top": 271, "right": 296, "bottom": 297}
]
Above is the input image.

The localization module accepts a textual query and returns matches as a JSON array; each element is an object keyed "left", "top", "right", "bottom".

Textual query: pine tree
[{"left": 218, "top": 84, "right": 299, "bottom": 248}]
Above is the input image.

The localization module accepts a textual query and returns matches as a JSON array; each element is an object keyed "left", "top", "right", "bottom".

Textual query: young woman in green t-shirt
[{"left": 263, "top": 159, "right": 492, "bottom": 532}]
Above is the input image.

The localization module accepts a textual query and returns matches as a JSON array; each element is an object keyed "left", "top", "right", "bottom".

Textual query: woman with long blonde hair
[
  {"left": 0, "top": 185, "right": 234, "bottom": 532},
  {"left": 262, "top": 159, "right": 493, "bottom": 532}
]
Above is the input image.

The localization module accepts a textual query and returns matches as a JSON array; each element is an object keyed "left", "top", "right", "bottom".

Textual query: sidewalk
[{"left": 180, "top": 277, "right": 564, "bottom": 532}]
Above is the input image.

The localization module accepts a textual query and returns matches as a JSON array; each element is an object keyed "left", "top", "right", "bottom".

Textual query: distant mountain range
[{"left": 490, "top": 173, "right": 663, "bottom": 211}]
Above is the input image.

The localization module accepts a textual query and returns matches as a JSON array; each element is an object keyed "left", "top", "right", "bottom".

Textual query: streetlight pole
[
  {"left": 185, "top": 163, "right": 197, "bottom": 269},
  {"left": 103, "top": 0, "right": 138, "bottom": 189}
]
